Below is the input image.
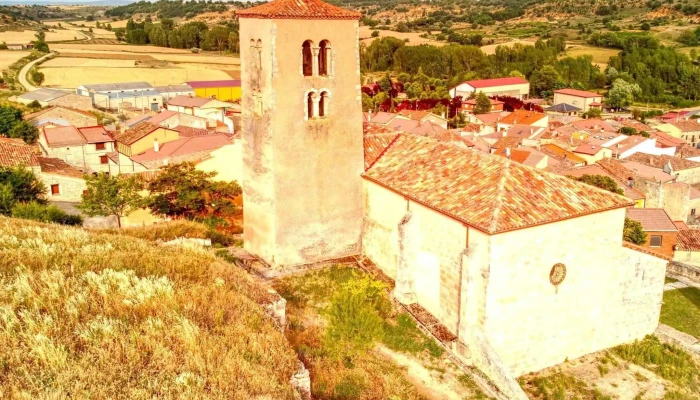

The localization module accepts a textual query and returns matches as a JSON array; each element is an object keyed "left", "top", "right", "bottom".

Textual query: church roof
[
  {"left": 363, "top": 133, "right": 632, "bottom": 234},
  {"left": 236, "top": 0, "right": 361, "bottom": 20}
]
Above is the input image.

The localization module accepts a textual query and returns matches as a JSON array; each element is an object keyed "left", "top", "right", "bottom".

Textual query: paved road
[{"left": 18, "top": 51, "right": 56, "bottom": 92}]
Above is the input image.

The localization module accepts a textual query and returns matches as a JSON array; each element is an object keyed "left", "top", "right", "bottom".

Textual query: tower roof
[{"left": 236, "top": 0, "right": 361, "bottom": 20}]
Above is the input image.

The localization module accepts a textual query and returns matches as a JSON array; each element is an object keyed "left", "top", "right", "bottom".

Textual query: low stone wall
[{"left": 668, "top": 261, "right": 700, "bottom": 283}]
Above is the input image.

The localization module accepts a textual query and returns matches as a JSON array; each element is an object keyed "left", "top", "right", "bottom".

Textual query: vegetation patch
[{"left": 660, "top": 287, "right": 700, "bottom": 339}]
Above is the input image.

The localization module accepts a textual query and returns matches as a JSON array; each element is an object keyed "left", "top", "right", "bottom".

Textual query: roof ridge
[
  {"left": 366, "top": 133, "right": 402, "bottom": 171},
  {"left": 488, "top": 159, "right": 511, "bottom": 233}
]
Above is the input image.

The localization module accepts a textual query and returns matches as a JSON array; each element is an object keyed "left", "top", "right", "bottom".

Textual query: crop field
[
  {"left": 561, "top": 44, "right": 620, "bottom": 68},
  {"left": 358, "top": 25, "right": 445, "bottom": 46},
  {"left": 40, "top": 65, "right": 233, "bottom": 88},
  {"left": 0, "top": 29, "right": 85, "bottom": 43},
  {"left": 0, "top": 50, "right": 31, "bottom": 70},
  {"left": 480, "top": 39, "right": 536, "bottom": 55}
]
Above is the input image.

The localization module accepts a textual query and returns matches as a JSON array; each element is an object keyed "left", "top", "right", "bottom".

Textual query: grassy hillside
[{"left": 0, "top": 217, "right": 298, "bottom": 399}]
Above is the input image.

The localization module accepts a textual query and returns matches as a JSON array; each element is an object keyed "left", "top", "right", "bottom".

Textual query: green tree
[
  {"left": 77, "top": 173, "right": 144, "bottom": 228},
  {"left": 147, "top": 162, "right": 241, "bottom": 221},
  {"left": 371, "top": 30, "right": 379, "bottom": 38},
  {"left": 228, "top": 31, "right": 239, "bottom": 54},
  {"left": 30, "top": 69, "right": 44, "bottom": 85},
  {"left": 167, "top": 30, "right": 184, "bottom": 48},
  {"left": 606, "top": 79, "right": 641, "bottom": 109},
  {"left": 159, "top": 17, "right": 175, "bottom": 31},
  {"left": 8, "top": 121, "right": 38, "bottom": 144},
  {"left": 583, "top": 108, "right": 602, "bottom": 119},
  {"left": 148, "top": 25, "right": 167, "bottom": 47},
  {"left": 623, "top": 218, "right": 647, "bottom": 245},
  {"left": 126, "top": 29, "right": 148, "bottom": 44},
  {"left": 530, "top": 65, "right": 562, "bottom": 98},
  {"left": 473, "top": 92, "right": 492, "bottom": 114},
  {"left": 0, "top": 105, "right": 23, "bottom": 135},
  {"left": 12, "top": 201, "right": 82, "bottom": 226},
  {"left": 0, "top": 167, "right": 46, "bottom": 215},
  {"left": 641, "top": 22, "right": 651, "bottom": 31},
  {"left": 569, "top": 174, "right": 624, "bottom": 195},
  {"left": 203, "top": 25, "right": 230, "bottom": 54}
]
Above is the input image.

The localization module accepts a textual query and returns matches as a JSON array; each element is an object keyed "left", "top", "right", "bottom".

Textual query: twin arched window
[
  {"left": 302, "top": 40, "right": 331, "bottom": 77},
  {"left": 306, "top": 91, "right": 329, "bottom": 119}
]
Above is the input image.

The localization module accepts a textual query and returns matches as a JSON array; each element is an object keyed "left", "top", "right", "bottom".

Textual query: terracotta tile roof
[
  {"left": 493, "top": 148, "right": 544, "bottom": 167},
  {"left": 147, "top": 110, "right": 178, "bottom": 126},
  {"left": 106, "top": 151, "right": 119, "bottom": 164},
  {"left": 497, "top": 110, "right": 547, "bottom": 126},
  {"left": 0, "top": 137, "right": 39, "bottom": 167},
  {"left": 676, "top": 229, "right": 700, "bottom": 251},
  {"left": 37, "top": 157, "right": 83, "bottom": 178},
  {"left": 619, "top": 119, "right": 653, "bottom": 132},
  {"left": 674, "top": 221, "right": 689, "bottom": 230},
  {"left": 690, "top": 187, "right": 700, "bottom": 200},
  {"left": 622, "top": 241, "right": 672, "bottom": 261},
  {"left": 409, "top": 121, "right": 447, "bottom": 136},
  {"left": 131, "top": 135, "right": 231, "bottom": 164},
  {"left": 649, "top": 131, "right": 685, "bottom": 148},
  {"left": 167, "top": 95, "right": 210, "bottom": 108},
  {"left": 24, "top": 106, "right": 95, "bottom": 122},
  {"left": 675, "top": 143, "right": 700, "bottom": 158},
  {"left": 113, "top": 122, "right": 161, "bottom": 146},
  {"left": 562, "top": 164, "right": 645, "bottom": 201},
  {"left": 42, "top": 126, "right": 85, "bottom": 147},
  {"left": 492, "top": 136, "right": 522, "bottom": 150},
  {"left": 669, "top": 120, "right": 700, "bottom": 132},
  {"left": 363, "top": 123, "right": 401, "bottom": 170},
  {"left": 474, "top": 113, "right": 506, "bottom": 125},
  {"left": 571, "top": 118, "right": 616, "bottom": 133},
  {"left": 626, "top": 152, "right": 700, "bottom": 171},
  {"left": 363, "top": 134, "right": 632, "bottom": 234},
  {"left": 398, "top": 110, "right": 446, "bottom": 122},
  {"left": 463, "top": 77, "right": 528, "bottom": 89},
  {"left": 124, "top": 113, "right": 153, "bottom": 127},
  {"left": 236, "top": 0, "right": 361, "bottom": 19},
  {"left": 574, "top": 142, "right": 606, "bottom": 155},
  {"left": 77, "top": 126, "right": 113, "bottom": 144},
  {"left": 626, "top": 208, "right": 677, "bottom": 232},
  {"left": 365, "top": 111, "right": 399, "bottom": 124},
  {"left": 554, "top": 89, "right": 601, "bottom": 98},
  {"left": 540, "top": 144, "right": 586, "bottom": 164},
  {"left": 174, "top": 125, "right": 222, "bottom": 137}
]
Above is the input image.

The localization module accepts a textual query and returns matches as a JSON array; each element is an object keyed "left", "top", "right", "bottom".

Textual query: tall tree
[
  {"left": 0, "top": 167, "right": 46, "bottom": 215},
  {"left": 606, "top": 79, "right": 641, "bottom": 109},
  {"left": 203, "top": 25, "right": 230, "bottom": 54},
  {"left": 473, "top": 92, "right": 492, "bottom": 114},
  {"left": 0, "top": 105, "right": 22, "bottom": 135},
  {"left": 9, "top": 121, "right": 38, "bottom": 144},
  {"left": 77, "top": 173, "right": 144, "bottom": 228}
]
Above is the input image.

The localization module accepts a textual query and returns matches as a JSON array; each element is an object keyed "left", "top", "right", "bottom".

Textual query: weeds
[{"left": 660, "top": 287, "right": 700, "bottom": 339}]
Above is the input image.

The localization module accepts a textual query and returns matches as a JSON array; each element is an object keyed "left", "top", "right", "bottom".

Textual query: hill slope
[{"left": 0, "top": 217, "right": 298, "bottom": 399}]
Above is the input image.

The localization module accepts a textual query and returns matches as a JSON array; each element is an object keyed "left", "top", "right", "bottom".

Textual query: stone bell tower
[{"left": 237, "top": 0, "right": 364, "bottom": 267}]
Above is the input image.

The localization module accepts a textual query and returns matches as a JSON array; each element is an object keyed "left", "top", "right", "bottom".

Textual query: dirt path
[
  {"left": 19, "top": 51, "right": 55, "bottom": 91},
  {"left": 377, "top": 345, "right": 472, "bottom": 400}
]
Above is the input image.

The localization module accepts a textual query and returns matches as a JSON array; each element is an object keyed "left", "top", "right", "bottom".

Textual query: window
[
  {"left": 307, "top": 92, "right": 314, "bottom": 119},
  {"left": 319, "top": 40, "right": 330, "bottom": 76},
  {"left": 96, "top": 142, "right": 106, "bottom": 150},
  {"left": 100, "top": 155, "right": 108, "bottom": 164},
  {"left": 50, "top": 184, "right": 60, "bottom": 195},
  {"left": 319, "top": 91, "right": 328, "bottom": 117},
  {"left": 650, "top": 235, "right": 662, "bottom": 248},
  {"left": 692, "top": 209, "right": 696, "bottom": 216},
  {"left": 302, "top": 40, "right": 313, "bottom": 76}
]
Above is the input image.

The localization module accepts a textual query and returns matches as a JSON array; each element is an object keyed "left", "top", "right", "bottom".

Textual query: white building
[
  {"left": 451, "top": 77, "right": 530, "bottom": 100},
  {"left": 553, "top": 89, "right": 603, "bottom": 112}
]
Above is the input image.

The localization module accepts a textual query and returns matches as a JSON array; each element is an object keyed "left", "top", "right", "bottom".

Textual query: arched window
[
  {"left": 307, "top": 92, "right": 314, "bottom": 119},
  {"left": 319, "top": 91, "right": 328, "bottom": 117},
  {"left": 302, "top": 40, "right": 313, "bottom": 76},
  {"left": 318, "top": 40, "right": 330, "bottom": 76},
  {"left": 256, "top": 39, "right": 262, "bottom": 68}
]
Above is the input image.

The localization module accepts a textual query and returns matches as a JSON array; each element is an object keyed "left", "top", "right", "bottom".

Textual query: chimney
[
  {"left": 120, "top": 125, "right": 126, "bottom": 134},
  {"left": 594, "top": 124, "right": 599, "bottom": 130},
  {"left": 367, "top": 111, "right": 372, "bottom": 122},
  {"left": 506, "top": 147, "right": 511, "bottom": 159},
  {"left": 530, "top": 128, "right": 534, "bottom": 135},
  {"left": 627, "top": 176, "right": 634, "bottom": 188},
  {"left": 154, "top": 138, "right": 159, "bottom": 153}
]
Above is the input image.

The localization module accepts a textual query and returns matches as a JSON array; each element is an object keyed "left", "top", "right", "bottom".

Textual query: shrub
[
  {"left": 371, "top": 30, "right": 379, "bottom": 37},
  {"left": 27, "top": 100, "right": 41, "bottom": 108},
  {"left": 623, "top": 218, "right": 647, "bottom": 245},
  {"left": 11, "top": 201, "right": 83, "bottom": 226}
]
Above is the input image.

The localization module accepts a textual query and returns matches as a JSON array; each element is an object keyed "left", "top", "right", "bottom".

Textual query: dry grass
[
  {"left": 0, "top": 29, "right": 84, "bottom": 43},
  {"left": 40, "top": 66, "right": 232, "bottom": 88},
  {"left": 0, "top": 50, "right": 31, "bottom": 70},
  {"left": 358, "top": 25, "right": 445, "bottom": 46},
  {"left": 561, "top": 44, "right": 620, "bottom": 68},
  {"left": 0, "top": 216, "right": 298, "bottom": 399},
  {"left": 42, "top": 57, "right": 138, "bottom": 68}
]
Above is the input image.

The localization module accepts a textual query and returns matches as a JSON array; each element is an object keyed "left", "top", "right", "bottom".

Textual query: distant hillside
[
  {"left": 0, "top": 217, "right": 300, "bottom": 399},
  {"left": 106, "top": 0, "right": 247, "bottom": 20}
]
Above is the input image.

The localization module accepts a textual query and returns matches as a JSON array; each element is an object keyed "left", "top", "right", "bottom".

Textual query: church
[{"left": 235, "top": 0, "right": 668, "bottom": 390}]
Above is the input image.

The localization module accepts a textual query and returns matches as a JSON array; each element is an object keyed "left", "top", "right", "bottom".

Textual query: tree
[
  {"left": 569, "top": 174, "right": 624, "bottom": 195},
  {"left": 30, "top": 70, "right": 44, "bottom": 85},
  {"left": 160, "top": 17, "right": 175, "bottom": 31},
  {"left": 0, "top": 167, "right": 46, "bottom": 215},
  {"left": 33, "top": 39, "right": 49, "bottom": 53},
  {"left": 623, "top": 218, "right": 647, "bottom": 245},
  {"left": 9, "top": 121, "right": 38, "bottom": 144},
  {"left": 606, "top": 79, "right": 641, "bottom": 109},
  {"left": 583, "top": 108, "right": 602, "bottom": 119},
  {"left": 530, "top": 65, "right": 562, "bottom": 98},
  {"left": 371, "top": 30, "right": 379, "bottom": 38},
  {"left": 203, "top": 25, "right": 230, "bottom": 54},
  {"left": 167, "top": 30, "right": 184, "bottom": 48},
  {"left": 77, "top": 173, "right": 144, "bottom": 228},
  {"left": 641, "top": 22, "right": 651, "bottom": 31},
  {"left": 0, "top": 105, "right": 23, "bottom": 135},
  {"left": 228, "top": 31, "right": 239, "bottom": 54},
  {"left": 148, "top": 25, "right": 167, "bottom": 47},
  {"left": 147, "top": 162, "right": 241, "bottom": 221},
  {"left": 473, "top": 92, "right": 492, "bottom": 114}
]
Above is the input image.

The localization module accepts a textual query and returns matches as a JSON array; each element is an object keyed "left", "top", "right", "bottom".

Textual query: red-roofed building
[
  {"left": 626, "top": 208, "right": 678, "bottom": 258},
  {"left": 451, "top": 77, "right": 530, "bottom": 100},
  {"left": 496, "top": 109, "right": 548, "bottom": 131},
  {"left": 461, "top": 98, "right": 504, "bottom": 114},
  {"left": 38, "top": 125, "right": 116, "bottom": 173},
  {"left": 553, "top": 89, "right": 603, "bottom": 112}
]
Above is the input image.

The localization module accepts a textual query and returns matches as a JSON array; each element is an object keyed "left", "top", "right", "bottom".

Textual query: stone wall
[
  {"left": 485, "top": 209, "right": 667, "bottom": 376},
  {"left": 47, "top": 94, "right": 94, "bottom": 111},
  {"left": 661, "top": 182, "right": 690, "bottom": 221},
  {"left": 667, "top": 260, "right": 700, "bottom": 283},
  {"left": 41, "top": 173, "right": 86, "bottom": 202},
  {"left": 28, "top": 107, "right": 97, "bottom": 127}
]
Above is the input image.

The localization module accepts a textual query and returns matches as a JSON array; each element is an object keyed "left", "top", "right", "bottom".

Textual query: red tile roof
[
  {"left": 363, "top": 134, "right": 632, "bottom": 234},
  {"left": 540, "top": 144, "right": 586, "bottom": 164},
  {"left": 622, "top": 241, "right": 672, "bottom": 261},
  {"left": 497, "top": 109, "right": 547, "bottom": 126},
  {"left": 236, "top": 0, "right": 361, "bottom": 20},
  {"left": 675, "top": 143, "right": 700, "bottom": 158},
  {"left": 669, "top": 120, "right": 700, "bottom": 132},
  {"left": 24, "top": 106, "right": 96, "bottom": 122},
  {"left": 174, "top": 126, "right": 220, "bottom": 137},
  {"left": 464, "top": 77, "right": 528, "bottom": 89},
  {"left": 114, "top": 122, "right": 162, "bottom": 146},
  {"left": 0, "top": 137, "right": 39, "bottom": 167},
  {"left": 37, "top": 157, "right": 83, "bottom": 178},
  {"left": 168, "top": 95, "right": 210, "bottom": 108},
  {"left": 43, "top": 126, "right": 85, "bottom": 147},
  {"left": 674, "top": 221, "right": 689, "bottom": 230},
  {"left": 562, "top": 164, "right": 645, "bottom": 201},
  {"left": 571, "top": 118, "right": 616, "bottom": 133},
  {"left": 626, "top": 152, "right": 700, "bottom": 171},
  {"left": 77, "top": 126, "right": 113, "bottom": 144},
  {"left": 185, "top": 80, "right": 241, "bottom": 89},
  {"left": 676, "top": 229, "right": 700, "bottom": 251},
  {"left": 147, "top": 110, "right": 178, "bottom": 126},
  {"left": 573, "top": 142, "right": 605, "bottom": 155},
  {"left": 626, "top": 208, "right": 678, "bottom": 232},
  {"left": 131, "top": 135, "right": 231, "bottom": 163},
  {"left": 554, "top": 89, "right": 601, "bottom": 98}
]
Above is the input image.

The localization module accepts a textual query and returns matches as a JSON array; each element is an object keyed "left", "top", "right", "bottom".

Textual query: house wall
[
  {"left": 39, "top": 140, "right": 87, "bottom": 171},
  {"left": 639, "top": 230, "right": 677, "bottom": 258},
  {"left": 576, "top": 148, "right": 612, "bottom": 164},
  {"left": 552, "top": 93, "right": 601, "bottom": 112},
  {"left": 193, "top": 86, "right": 242, "bottom": 101},
  {"left": 656, "top": 124, "right": 682, "bottom": 138},
  {"left": 680, "top": 129, "right": 700, "bottom": 147},
  {"left": 484, "top": 208, "right": 667, "bottom": 376},
  {"left": 128, "top": 128, "right": 180, "bottom": 156},
  {"left": 41, "top": 173, "right": 86, "bottom": 202},
  {"left": 673, "top": 250, "right": 700, "bottom": 267},
  {"left": 47, "top": 94, "right": 94, "bottom": 111},
  {"left": 674, "top": 167, "right": 700, "bottom": 185},
  {"left": 93, "top": 93, "right": 163, "bottom": 111},
  {"left": 453, "top": 84, "right": 529, "bottom": 100},
  {"left": 196, "top": 142, "right": 242, "bottom": 183},
  {"left": 660, "top": 182, "right": 690, "bottom": 221}
]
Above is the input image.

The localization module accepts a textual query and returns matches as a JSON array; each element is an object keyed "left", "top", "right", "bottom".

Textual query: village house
[
  {"left": 13, "top": 88, "right": 68, "bottom": 106},
  {"left": 184, "top": 80, "right": 242, "bottom": 101},
  {"left": 674, "top": 229, "right": 700, "bottom": 266},
  {"left": 562, "top": 164, "right": 646, "bottom": 207},
  {"left": 625, "top": 208, "right": 678, "bottom": 258},
  {"left": 24, "top": 106, "right": 98, "bottom": 128},
  {"left": 625, "top": 152, "right": 700, "bottom": 184},
  {"left": 38, "top": 125, "right": 116, "bottom": 173},
  {"left": 113, "top": 122, "right": 180, "bottom": 158},
  {"left": 165, "top": 95, "right": 235, "bottom": 132},
  {"left": 540, "top": 143, "right": 587, "bottom": 167},
  {"left": 451, "top": 77, "right": 530, "bottom": 100},
  {"left": 460, "top": 98, "right": 504, "bottom": 115},
  {"left": 553, "top": 89, "right": 603, "bottom": 112},
  {"left": 545, "top": 103, "right": 581, "bottom": 116},
  {"left": 397, "top": 109, "right": 448, "bottom": 129},
  {"left": 656, "top": 120, "right": 700, "bottom": 147},
  {"left": 496, "top": 109, "right": 548, "bottom": 132},
  {"left": 237, "top": 1, "right": 669, "bottom": 396}
]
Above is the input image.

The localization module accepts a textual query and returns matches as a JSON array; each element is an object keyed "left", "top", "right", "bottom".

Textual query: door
[{"left": 151, "top": 102, "right": 159, "bottom": 111}]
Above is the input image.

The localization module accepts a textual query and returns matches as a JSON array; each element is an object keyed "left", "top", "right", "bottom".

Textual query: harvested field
[
  {"left": 480, "top": 39, "right": 535, "bottom": 55},
  {"left": 562, "top": 44, "right": 620, "bottom": 68},
  {"left": 82, "top": 39, "right": 122, "bottom": 45},
  {"left": 42, "top": 57, "right": 139, "bottom": 68},
  {"left": 51, "top": 42, "right": 195, "bottom": 54},
  {"left": 52, "top": 44, "right": 240, "bottom": 65},
  {"left": 0, "top": 50, "right": 31, "bottom": 70},
  {"left": 41, "top": 66, "right": 233, "bottom": 88},
  {"left": 0, "top": 29, "right": 83, "bottom": 43},
  {"left": 358, "top": 25, "right": 444, "bottom": 46},
  {"left": 55, "top": 52, "right": 153, "bottom": 61}
]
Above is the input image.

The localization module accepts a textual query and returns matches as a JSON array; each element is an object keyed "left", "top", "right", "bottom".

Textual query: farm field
[
  {"left": 40, "top": 66, "right": 232, "bottom": 88},
  {"left": 0, "top": 50, "right": 31, "bottom": 70},
  {"left": 51, "top": 42, "right": 198, "bottom": 54},
  {"left": 0, "top": 29, "right": 84, "bottom": 43},
  {"left": 561, "top": 44, "right": 620, "bottom": 69},
  {"left": 358, "top": 25, "right": 445, "bottom": 46},
  {"left": 480, "top": 39, "right": 536, "bottom": 55}
]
